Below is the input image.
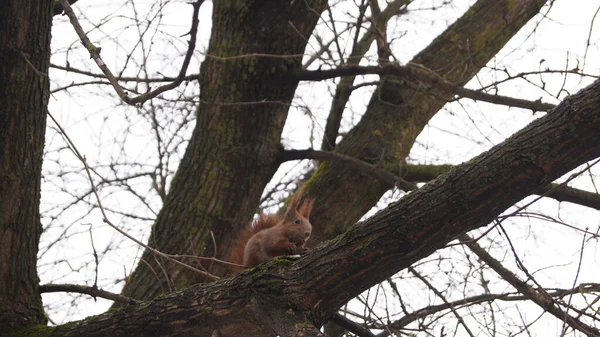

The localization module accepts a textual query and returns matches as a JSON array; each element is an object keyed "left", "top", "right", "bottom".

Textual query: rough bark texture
[
  {"left": 10, "top": 78, "right": 600, "bottom": 337},
  {"left": 0, "top": 0, "right": 53, "bottom": 330},
  {"left": 304, "top": 0, "right": 549, "bottom": 243},
  {"left": 119, "top": 0, "right": 328, "bottom": 302}
]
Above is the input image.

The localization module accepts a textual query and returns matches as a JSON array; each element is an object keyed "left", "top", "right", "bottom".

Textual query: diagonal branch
[
  {"left": 409, "top": 267, "right": 476, "bottom": 337},
  {"left": 374, "top": 283, "right": 600, "bottom": 336},
  {"left": 294, "top": 64, "right": 556, "bottom": 112},
  {"left": 47, "top": 111, "right": 220, "bottom": 281},
  {"left": 53, "top": 0, "right": 79, "bottom": 15},
  {"left": 458, "top": 233, "right": 600, "bottom": 336}
]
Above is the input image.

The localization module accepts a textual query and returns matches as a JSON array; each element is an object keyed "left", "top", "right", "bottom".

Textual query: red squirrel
[{"left": 230, "top": 193, "right": 315, "bottom": 273}]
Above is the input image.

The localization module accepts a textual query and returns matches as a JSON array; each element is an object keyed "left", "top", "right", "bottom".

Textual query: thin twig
[
  {"left": 47, "top": 110, "right": 219, "bottom": 281},
  {"left": 459, "top": 233, "right": 600, "bottom": 336},
  {"left": 58, "top": 0, "right": 204, "bottom": 105},
  {"left": 39, "top": 283, "right": 140, "bottom": 305},
  {"left": 86, "top": 224, "right": 99, "bottom": 294}
]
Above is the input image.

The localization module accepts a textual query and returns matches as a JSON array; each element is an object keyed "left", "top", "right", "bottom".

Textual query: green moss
[
  {"left": 293, "top": 322, "right": 314, "bottom": 332},
  {"left": 104, "top": 306, "right": 120, "bottom": 314},
  {"left": 302, "top": 160, "right": 331, "bottom": 192},
  {"left": 272, "top": 256, "right": 293, "bottom": 266},
  {"left": 3, "top": 325, "right": 55, "bottom": 337},
  {"left": 175, "top": 278, "right": 189, "bottom": 290},
  {"left": 506, "top": 0, "right": 519, "bottom": 11},
  {"left": 245, "top": 266, "right": 263, "bottom": 279},
  {"left": 3, "top": 317, "right": 92, "bottom": 337}
]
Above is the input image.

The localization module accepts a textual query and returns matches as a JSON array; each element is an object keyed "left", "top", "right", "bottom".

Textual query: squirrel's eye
[{"left": 294, "top": 219, "right": 301, "bottom": 224}]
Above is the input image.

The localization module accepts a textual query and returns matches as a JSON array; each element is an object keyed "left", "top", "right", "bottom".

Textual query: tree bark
[
  {"left": 119, "top": 0, "right": 329, "bottom": 302},
  {"left": 304, "top": 0, "right": 549, "bottom": 243},
  {"left": 11, "top": 77, "right": 600, "bottom": 337},
  {"left": 0, "top": 0, "right": 53, "bottom": 330}
]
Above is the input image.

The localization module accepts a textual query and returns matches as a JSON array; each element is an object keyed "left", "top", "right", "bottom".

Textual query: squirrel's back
[{"left": 230, "top": 213, "right": 280, "bottom": 274}]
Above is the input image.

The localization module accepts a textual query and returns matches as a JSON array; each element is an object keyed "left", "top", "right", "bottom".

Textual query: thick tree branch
[
  {"left": 403, "top": 166, "right": 600, "bottom": 211},
  {"left": 0, "top": 0, "right": 52, "bottom": 328}
]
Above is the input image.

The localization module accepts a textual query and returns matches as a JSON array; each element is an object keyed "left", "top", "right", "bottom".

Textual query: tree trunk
[
  {"left": 119, "top": 0, "right": 329, "bottom": 302},
  {"left": 11, "top": 77, "right": 600, "bottom": 337},
  {"left": 304, "top": 0, "right": 548, "bottom": 243},
  {"left": 0, "top": 0, "right": 53, "bottom": 330}
]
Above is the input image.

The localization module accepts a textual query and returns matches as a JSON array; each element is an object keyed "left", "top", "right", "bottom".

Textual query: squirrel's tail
[{"left": 230, "top": 213, "right": 281, "bottom": 274}]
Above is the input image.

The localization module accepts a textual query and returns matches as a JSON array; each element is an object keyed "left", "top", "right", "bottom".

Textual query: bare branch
[
  {"left": 47, "top": 111, "right": 219, "bottom": 281},
  {"left": 374, "top": 284, "right": 600, "bottom": 336},
  {"left": 330, "top": 313, "right": 376, "bottom": 337},
  {"left": 39, "top": 284, "right": 140, "bottom": 305},
  {"left": 280, "top": 148, "right": 417, "bottom": 191},
  {"left": 50, "top": 63, "right": 199, "bottom": 83},
  {"left": 294, "top": 64, "right": 556, "bottom": 112},
  {"left": 53, "top": 0, "right": 79, "bottom": 16},
  {"left": 459, "top": 233, "right": 600, "bottom": 336},
  {"left": 58, "top": 0, "right": 204, "bottom": 105}
]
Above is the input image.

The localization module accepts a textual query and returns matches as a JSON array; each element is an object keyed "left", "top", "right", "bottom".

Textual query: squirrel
[{"left": 230, "top": 193, "right": 315, "bottom": 274}]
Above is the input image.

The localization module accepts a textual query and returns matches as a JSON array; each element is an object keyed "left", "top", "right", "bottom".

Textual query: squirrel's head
[{"left": 283, "top": 193, "right": 315, "bottom": 241}]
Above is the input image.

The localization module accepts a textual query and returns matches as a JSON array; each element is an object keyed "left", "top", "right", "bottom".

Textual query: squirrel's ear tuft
[
  {"left": 284, "top": 192, "right": 303, "bottom": 221},
  {"left": 299, "top": 198, "right": 315, "bottom": 218}
]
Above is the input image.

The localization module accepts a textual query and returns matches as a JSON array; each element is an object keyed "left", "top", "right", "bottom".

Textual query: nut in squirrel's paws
[{"left": 287, "top": 246, "right": 310, "bottom": 259}]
